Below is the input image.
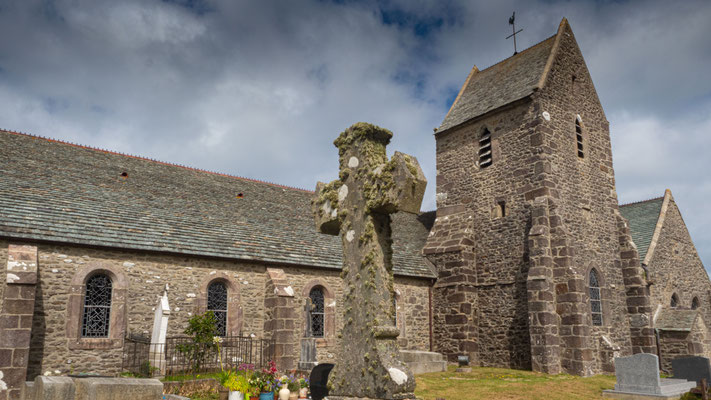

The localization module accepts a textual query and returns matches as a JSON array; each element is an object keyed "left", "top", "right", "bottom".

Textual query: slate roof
[
  {"left": 655, "top": 309, "right": 699, "bottom": 331},
  {"left": 0, "top": 130, "right": 435, "bottom": 279},
  {"left": 619, "top": 197, "right": 664, "bottom": 261},
  {"left": 438, "top": 34, "right": 557, "bottom": 132}
]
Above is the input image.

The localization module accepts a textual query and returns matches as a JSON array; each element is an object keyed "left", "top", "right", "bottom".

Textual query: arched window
[
  {"left": 671, "top": 293, "right": 679, "bottom": 308},
  {"left": 692, "top": 297, "right": 700, "bottom": 310},
  {"left": 81, "top": 274, "right": 113, "bottom": 337},
  {"left": 575, "top": 117, "right": 584, "bottom": 158},
  {"left": 309, "top": 287, "right": 325, "bottom": 338},
  {"left": 478, "top": 128, "right": 492, "bottom": 169},
  {"left": 589, "top": 269, "right": 602, "bottom": 326},
  {"left": 208, "top": 281, "right": 228, "bottom": 337}
]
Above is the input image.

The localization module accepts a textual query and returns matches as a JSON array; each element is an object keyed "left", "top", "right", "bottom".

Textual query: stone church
[{"left": 0, "top": 17, "right": 708, "bottom": 398}]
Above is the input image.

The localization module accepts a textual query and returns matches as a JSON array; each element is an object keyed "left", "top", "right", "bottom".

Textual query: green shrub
[{"left": 177, "top": 311, "right": 220, "bottom": 373}]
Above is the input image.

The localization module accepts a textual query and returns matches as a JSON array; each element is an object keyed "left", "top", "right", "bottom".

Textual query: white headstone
[{"left": 150, "top": 290, "right": 170, "bottom": 374}]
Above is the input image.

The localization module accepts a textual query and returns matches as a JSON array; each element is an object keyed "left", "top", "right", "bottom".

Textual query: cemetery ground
[
  {"left": 414, "top": 365, "right": 616, "bottom": 400},
  {"left": 153, "top": 365, "right": 618, "bottom": 400}
]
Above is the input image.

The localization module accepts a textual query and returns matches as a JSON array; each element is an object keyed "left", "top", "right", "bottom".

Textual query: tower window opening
[
  {"left": 692, "top": 297, "right": 700, "bottom": 310},
  {"left": 671, "top": 293, "right": 679, "bottom": 308},
  {"left": 478, "top": 128, "right": 492, "bottom": 169},
  {"left": 497, "top": 201, "right": 506, "bottom": 218},
  {"left": 575, "top": 119, "right": 584, "bottom": 158},
  {"left": 589, "top": 269, "right": 602, "bottom": 326}
]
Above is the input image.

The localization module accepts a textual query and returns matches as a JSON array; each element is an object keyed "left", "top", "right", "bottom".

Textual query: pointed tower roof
[{"left": 438, "top": 18, "right": 571, "bottom": 133}]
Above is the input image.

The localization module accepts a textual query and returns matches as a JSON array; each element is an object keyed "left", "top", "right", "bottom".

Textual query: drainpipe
[
  {"left": 655, "top": 328, "right": 662, "bottom": 370},
  {"left": 428, "top": 283, "right": 434, "bottom": 352}
]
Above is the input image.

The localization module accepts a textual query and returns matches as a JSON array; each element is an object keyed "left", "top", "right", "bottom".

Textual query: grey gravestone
[
  {"left": 672, "top": 356, "right": 711, "bottom": 386},
  {"left": 312, "top": 123, "right": 426, "bottom": 400},
  {"left": 298, "top": 337, "right": 318, "bottom": 371},
  {"left": 603, "top": 353, "right": 696, "bottom": 398}
]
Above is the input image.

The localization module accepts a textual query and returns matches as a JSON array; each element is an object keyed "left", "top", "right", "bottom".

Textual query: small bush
[{"left": 177, "top": 311, "right": 220, "bottom": 373}]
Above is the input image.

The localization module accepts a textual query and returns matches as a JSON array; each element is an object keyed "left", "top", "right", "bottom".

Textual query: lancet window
[
  {"left": 81, "top": 274, "right": 113, "bottom": 337},
  {"left": 589, "top": 269, "right": 602, "bottom": 326},
  {"left": 208, "top": 281, "right": 228, "bottom": 337},
  {"left": 309, "top": 287, "right": 325, "bottom": 338}
]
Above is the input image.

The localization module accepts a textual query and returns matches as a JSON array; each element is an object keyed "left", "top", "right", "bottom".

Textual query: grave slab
[
  {"left": 602, "top": 354, "right": 695, "bottom": 399},
  {"left": 672, "top": 356, "right": 711, "bottom": 386}
]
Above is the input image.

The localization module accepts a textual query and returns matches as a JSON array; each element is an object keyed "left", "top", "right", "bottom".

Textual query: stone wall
[
  {"left": 428, "top": 99, "right": 538, "bottom": 370},
  {"left": 427, "top": 21, "right": 647, "bottom": 375},
  {"left": 647, "top": 197, "right": 711, "bottom": 325},
  {"left": 533, "top": 22, "right": 650, "bottom": 374},
  {"left": 658, "top": 317, "right": 710, "bottom": 374},
  {"left": 0, "top": 239, "right": 431, "bottom": 380}
]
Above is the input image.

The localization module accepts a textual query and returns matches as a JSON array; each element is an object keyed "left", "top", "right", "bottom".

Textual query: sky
[{"left": 0, "top": 0, "right": 709, "bottom": 269}]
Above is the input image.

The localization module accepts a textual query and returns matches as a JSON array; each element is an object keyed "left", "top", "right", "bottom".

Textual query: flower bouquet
[{"left": 249, "top": 361, "right": 279, "bottom": 400}]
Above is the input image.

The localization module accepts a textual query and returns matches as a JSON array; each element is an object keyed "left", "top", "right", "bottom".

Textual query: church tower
[{"left": 424, "top": 18, "right": 656, "bottom": 375}]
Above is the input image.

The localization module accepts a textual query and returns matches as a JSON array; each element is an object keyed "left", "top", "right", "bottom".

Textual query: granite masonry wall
[
  {"left": 428, "top": 98, "right": 538, "bottom": 370},
  {"left": 658, "top": 317, "right": 711, "bottom": 374},
  {"left": 0, "top": 239, "right": 431, "bottom": 380},
  {"left": 647, "top": 198, "right": 711, "bottom": 326},
  {"left": 427, "top": 21, "right": 651, "bottom": 375},
  {"left": 531, "top": 22, "right": 653, "bottom": 375}
]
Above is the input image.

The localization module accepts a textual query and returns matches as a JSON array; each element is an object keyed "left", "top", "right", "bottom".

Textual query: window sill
[{"left": 68, "top": 337, "right": 123, "bottom": 350}]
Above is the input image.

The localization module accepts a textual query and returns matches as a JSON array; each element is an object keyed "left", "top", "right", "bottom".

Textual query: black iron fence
[{"left": 122, "top": 334, "right": 275, "bottom": 377}]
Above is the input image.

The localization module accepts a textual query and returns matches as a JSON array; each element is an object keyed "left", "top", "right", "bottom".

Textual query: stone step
[
  {"left": 399, "top": 350, "right": 447, "bottom": 374},
  {"left": 399, "top": 350, "right": 445, "bottom": 363},
  {"left": 407, "top": 360, "right": 448, "bottom": 375}
]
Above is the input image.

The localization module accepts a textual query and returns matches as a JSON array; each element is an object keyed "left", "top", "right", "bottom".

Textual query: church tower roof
[{"left": 438, "top": 18, "right": 571, "bottom": 133}]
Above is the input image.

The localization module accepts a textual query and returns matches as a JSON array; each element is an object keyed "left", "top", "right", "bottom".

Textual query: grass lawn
[{"left": 415, "top": 365, "right": 616, "bottom": 400}]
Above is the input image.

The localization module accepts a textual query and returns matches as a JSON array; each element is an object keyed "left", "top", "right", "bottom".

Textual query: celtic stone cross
[{"left": 312, "top": 122, "right": 426, "bottom": 400}]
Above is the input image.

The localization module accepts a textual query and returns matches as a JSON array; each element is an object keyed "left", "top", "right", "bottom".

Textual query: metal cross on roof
[{"left": 507, "top": 12, "right": 523, "bottom": 55}]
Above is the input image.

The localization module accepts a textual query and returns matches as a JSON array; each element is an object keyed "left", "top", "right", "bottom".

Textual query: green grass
[{"left": 414, "top": 365, "right": 616, "bottom": 400}]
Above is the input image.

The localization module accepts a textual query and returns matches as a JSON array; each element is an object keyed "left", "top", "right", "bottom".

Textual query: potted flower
[
  {"left": 298, "top": 377, "right": 309, "bottom": 399},
  {"left": 286, "top": 376, "right": 300, "bottom": 400},
  {"left": 249, "top": 361, "right": 279, "bottom": 400},
  {"left": 224, "top": 371, "right": 257, "bottom": 400},
  {"left": 277, "top": 376, "right": 291, "bottom": 400}
]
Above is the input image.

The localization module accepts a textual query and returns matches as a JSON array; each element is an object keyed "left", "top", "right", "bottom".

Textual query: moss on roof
[{"left": 0, "top": 130, "right": 435, "bottom": 279}]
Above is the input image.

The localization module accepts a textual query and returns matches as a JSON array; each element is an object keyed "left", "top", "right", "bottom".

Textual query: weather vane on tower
[{"left": 507, "top": 12, "right": 523, "bottom": 55}]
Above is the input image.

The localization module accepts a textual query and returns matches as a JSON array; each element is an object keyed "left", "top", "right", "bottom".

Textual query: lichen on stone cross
[{"left": 311, "top": 122, "right": 426, "bottom": 400}]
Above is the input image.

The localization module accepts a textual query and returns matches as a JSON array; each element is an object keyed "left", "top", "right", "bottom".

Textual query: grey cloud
[{"left": 0, "top": 0, "right": 709, "bottom": 267}]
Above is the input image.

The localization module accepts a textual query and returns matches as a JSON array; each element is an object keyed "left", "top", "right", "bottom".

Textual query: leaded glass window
[
  {"left": 309, "top": 287, "right": 325, "bottom": 338},
  {"left": 589, "top": 269, "right": 602, "bottom": 326},
  {"left": 81, "top": 274, "right": 112, "bottom": 337},
  {"left": 208, "top": 281, "right": 228, "bottom": 337}
]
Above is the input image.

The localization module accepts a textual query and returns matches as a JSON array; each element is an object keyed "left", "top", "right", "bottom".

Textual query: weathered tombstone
[
  {"left": 150, "top": 288, "right": 170, "bottom": 375},
  {"left": 309, "top": 363, "right": 335, "bottom": 400},
  {"left": 298, "top": 337, "right": 318, "bottom": 371},
  {"left": 672, "top": 356, "right": 711, "bottom": 386},
  {"left": 312, "top": 122, "right": 426, "bottom": 399},
  {"left": 602, "top": 353, "right": 696, "bottom": 398}
]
